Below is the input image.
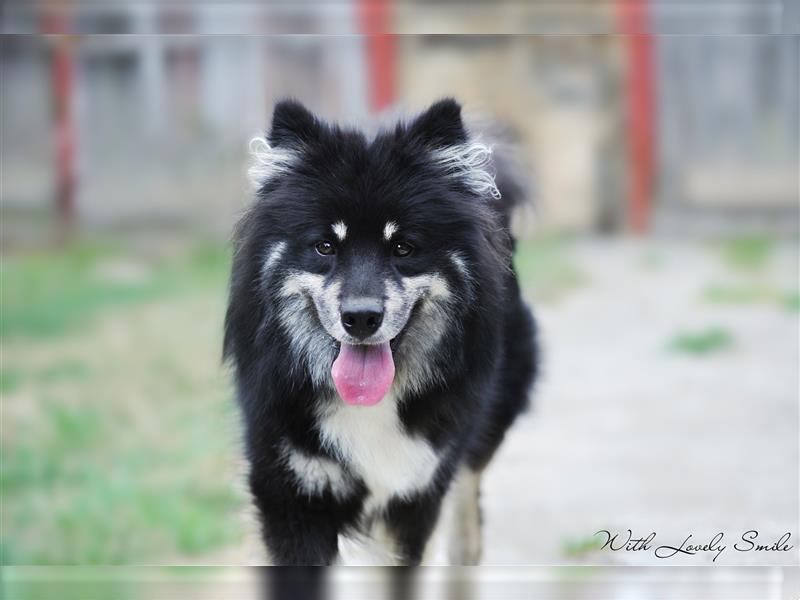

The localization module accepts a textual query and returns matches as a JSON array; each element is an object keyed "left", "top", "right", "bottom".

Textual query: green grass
[
  {"left": 36, "top": 360, "right": 90, "bottom": 384},
  {"left": 2, "top": 390, "right": 244, "bottom": 564},
  {"left": 562, "top": 533, "right": 606, "bottom": 558},
  {"left": 1, "top": 567, "right": 134, "bottom": 600},
  {"left": 1, "top": 240, "right": 230, "bottom": 338},
  {"left": 783, "top": 291, "right": 800, "bottom": 312},
  {"left": 669, "top": 327, "right": 734, "bottom": 355},
  {"left": 2, "top": 405, "right": 243, "bottom": 565},
  {"left": 2, "top": 239, "right": 245, "bottom": 565},
  {"left": 514, "top": 235, "right": 586, "bottom": 302},
  {"left": 1, "top": 367, "right": 23, "bottom": 394},
  {"left": 639, "top": 251, "right": 666, "bottom": 271},
  {"left": 718, "top": 236, "right": 775, "bottom": 270},
  {"left": 703, "top": 284, "right": 800, "bottom": 312},
  {"left": 703, "top": 284, "right": 781, "bottom": 305}
]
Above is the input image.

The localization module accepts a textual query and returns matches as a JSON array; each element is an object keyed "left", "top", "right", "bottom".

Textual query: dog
[{"left": 223, "top": 98, "right": 538, "bottom": 565}]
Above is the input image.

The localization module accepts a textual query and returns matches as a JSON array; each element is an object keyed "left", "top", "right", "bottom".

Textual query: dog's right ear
[{"left": 269, "top": 99, "right": 321, "bottom": 147}]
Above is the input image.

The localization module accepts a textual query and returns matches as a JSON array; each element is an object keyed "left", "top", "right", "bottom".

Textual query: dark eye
[
  {"left": 315, "top": 241, "right": 336, "bottom": 256},
  {"left": 393, "top": 241, "right": 414, "bottom": 258}
]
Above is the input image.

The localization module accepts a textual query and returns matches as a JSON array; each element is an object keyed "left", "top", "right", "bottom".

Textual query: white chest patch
[{"left": 317, "top": 395, "right": 441, "bottom": 513}]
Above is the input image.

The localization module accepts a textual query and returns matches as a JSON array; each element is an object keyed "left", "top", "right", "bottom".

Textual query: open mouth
[
  {"left": 331, "top": 341, "right": 395, "bottom": 407},
  {"left": 329, "top": 331, "right": 410, "bottom": 407},
  {"left": 327, "top": 302, "right": 419, "bottom": 407}
]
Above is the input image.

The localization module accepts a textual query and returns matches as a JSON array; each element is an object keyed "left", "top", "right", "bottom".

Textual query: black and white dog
[{"left": 224, "top": 98, "right": 538, "bottom": 565}]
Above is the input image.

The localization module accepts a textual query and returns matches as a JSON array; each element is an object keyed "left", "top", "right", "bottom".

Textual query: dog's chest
[{"left": 317, "top": 396, "right": 440, "bottom": 510}]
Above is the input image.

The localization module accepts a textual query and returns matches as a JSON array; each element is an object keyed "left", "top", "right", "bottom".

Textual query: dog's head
[{"left": 225, "top": 99, "right": 510, "bottom": 405}]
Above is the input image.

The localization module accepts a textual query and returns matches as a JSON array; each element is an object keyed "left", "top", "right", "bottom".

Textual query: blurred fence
[
  {"left": 1, "top": 2, "right": 797, "bottom": 243},
  {"left": 656, "top": 34, "right": 798, "bottom": 233}
]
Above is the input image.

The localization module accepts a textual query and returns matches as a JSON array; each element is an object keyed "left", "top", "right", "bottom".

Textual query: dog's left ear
[
  {"left": 409, "top": 98, "right": 468, "bottom": 147},
  {"left": 269, "top": 99, "right": 322, "bottom": 147}
]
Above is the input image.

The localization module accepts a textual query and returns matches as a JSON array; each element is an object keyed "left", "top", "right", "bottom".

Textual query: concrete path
[{"left": 478, "top": 238, "right": 798, "bottom": 565}]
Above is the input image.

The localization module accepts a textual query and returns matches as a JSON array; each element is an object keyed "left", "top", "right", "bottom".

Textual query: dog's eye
[
  {"left": 315, "top": 241, "right": 336, "bottom": 256},
  {"left": 393, "top": 241, "right": 414, "bottom": 258}
]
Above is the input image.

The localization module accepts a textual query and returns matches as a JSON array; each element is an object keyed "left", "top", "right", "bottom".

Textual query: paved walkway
[{"left": 478, "top": 238, "right": 798, "bottom": 565}]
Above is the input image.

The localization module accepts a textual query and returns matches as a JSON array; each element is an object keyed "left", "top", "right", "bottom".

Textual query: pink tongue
[{"left": 331, "top": 342, "right": 395, "bottom": 406}]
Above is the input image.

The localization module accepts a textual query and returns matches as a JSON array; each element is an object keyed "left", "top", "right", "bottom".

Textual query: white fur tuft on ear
[
  {"left": 429, "top": 139, "right": 501, "bottom": 200},
  {"left": 248, "top": 136, "right": 298, "bottom": 189}
]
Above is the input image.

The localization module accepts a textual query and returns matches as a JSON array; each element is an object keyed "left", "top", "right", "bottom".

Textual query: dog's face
[{"left": 227, "top": 99, "right": 508, "bottom": 404}]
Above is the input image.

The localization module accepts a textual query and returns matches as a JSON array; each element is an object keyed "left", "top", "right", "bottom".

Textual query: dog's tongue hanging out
[{"left": 331, "top": 342, "right": 395, "bottom": 406}]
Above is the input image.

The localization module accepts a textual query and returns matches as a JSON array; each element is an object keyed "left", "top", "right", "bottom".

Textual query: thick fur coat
[{"left": 224, "top": 99, "right": 538, "bottom": 565}]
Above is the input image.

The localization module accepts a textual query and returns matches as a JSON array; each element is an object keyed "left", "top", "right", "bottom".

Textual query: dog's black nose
[{"left": 341, "top": 299, "right": 383, "bottom": 339}]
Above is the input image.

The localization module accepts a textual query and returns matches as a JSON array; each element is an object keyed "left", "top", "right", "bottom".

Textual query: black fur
[{"left": 224, "top": 98, "right": 538, "bottom": 565}]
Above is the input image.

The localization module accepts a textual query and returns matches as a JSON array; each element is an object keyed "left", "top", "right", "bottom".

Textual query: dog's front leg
[
  {"left": 249, "top": 469, "right": 341, "bottom": 565},
  {"left": 383, "top": 492, "right": 444, "bottom": 565}
]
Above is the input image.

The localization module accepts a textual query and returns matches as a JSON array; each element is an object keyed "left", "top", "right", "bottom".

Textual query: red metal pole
[
  {"left": 358, "top": 0, "right": 396, "bottom": 112},
  {"left": 618, "top": 0, "right": 655, "bottom": 234},
  {"left": 43, "top": 8, "right": 77, "bottom": 231}
]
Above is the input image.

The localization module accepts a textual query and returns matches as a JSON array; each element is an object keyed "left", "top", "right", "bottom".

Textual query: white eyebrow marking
[
  {"left": 383, "top": 221, "right": 398, "bottom": 241},
  {"left": 332, "top": 221, "right": 347, "bottom": 241}
]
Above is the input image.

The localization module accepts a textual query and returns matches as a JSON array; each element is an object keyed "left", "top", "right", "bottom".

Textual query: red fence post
[
  {"left": 43, "top": 8, "right": 76, "bottom": 234},
  {"left": 358, "top": 0, "right": 396, "bottom": 112},
  {"left": 618, "top": 0, "right": 655, "bottom": 234}
]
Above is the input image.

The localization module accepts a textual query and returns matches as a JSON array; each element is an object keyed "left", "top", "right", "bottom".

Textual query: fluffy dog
[{"left": 224, "top": 98, "right": 538, "bottom": 565}]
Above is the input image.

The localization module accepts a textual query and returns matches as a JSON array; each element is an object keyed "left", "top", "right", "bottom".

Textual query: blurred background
[{"left": 1, "top": 0, "right": 798, "bottom": 574}]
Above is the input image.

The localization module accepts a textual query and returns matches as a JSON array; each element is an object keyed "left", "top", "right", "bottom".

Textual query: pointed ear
[
  {"left": 408, "top": 98, "right": 468, "bottom": 147},
  {"left": 268, "top": 99, "right": 321, "bottom": 147}
]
